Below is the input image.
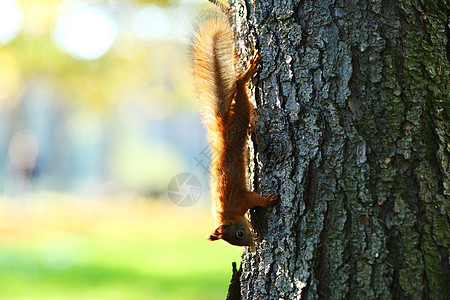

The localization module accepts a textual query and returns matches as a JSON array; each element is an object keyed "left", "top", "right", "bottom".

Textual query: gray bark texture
[{"left": 231, "top": 0, "right": 450, "bottom": 299}]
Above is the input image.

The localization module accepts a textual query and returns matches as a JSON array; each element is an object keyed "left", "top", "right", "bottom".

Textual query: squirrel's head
[{"left": 208, "top": 216, "right": 253, "bottom": 246}]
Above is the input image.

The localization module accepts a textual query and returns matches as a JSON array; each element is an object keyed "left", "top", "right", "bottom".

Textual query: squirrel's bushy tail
[{"left": 192, "top": 17, "right": 236, "bottom": 149}]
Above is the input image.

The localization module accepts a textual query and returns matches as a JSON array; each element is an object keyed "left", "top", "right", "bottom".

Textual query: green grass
[{"left": 0, "top": 196, "right": 243, "bottom": 300}]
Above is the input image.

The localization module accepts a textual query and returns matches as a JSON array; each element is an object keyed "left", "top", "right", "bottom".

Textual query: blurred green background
[{"left": 0, "top": 0, "right": 242, "bottom": 299}]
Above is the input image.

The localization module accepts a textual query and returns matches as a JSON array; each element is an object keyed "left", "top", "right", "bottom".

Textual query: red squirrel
[{"left": 192, "top": 2, "right": 279, "bottom": 246}]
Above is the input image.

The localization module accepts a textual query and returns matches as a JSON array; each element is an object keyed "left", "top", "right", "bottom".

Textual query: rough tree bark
[{"left": 231, "top": 0, "right": 449, "bottom": 299}]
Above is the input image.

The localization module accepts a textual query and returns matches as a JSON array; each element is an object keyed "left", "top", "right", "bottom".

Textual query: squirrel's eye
[{"left": 236, "top": 230, "right": 244, "bottom": 238}]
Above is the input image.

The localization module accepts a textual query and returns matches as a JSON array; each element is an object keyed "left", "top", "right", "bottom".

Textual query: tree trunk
[{"left": 232, "top": 0, "right": 449, "bottom": 299}]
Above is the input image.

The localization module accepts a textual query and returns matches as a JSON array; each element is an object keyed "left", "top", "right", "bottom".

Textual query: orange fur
[{"left": 193, "top": 16, "right": 278, "bottom": 246}]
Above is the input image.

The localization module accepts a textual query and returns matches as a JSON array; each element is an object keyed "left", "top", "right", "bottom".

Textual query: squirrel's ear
[{"left": 208, "top": 225, "right": 225, "bottom": 241}]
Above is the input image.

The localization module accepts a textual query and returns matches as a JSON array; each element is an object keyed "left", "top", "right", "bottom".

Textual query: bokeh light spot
[
  {"left": 52, "top": 7, "right": 117, "bottom": 60},
  {"left": 0, "top": 0, "right": 23, "bottom": 45},
  {"left": 8, "top": 130, "right": 39, "bottom": 172}
]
